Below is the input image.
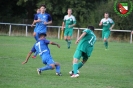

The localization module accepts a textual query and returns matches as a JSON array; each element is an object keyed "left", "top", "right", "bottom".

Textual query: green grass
[{"left": 0, "top": 36, "right": 133, "bottom": 88}]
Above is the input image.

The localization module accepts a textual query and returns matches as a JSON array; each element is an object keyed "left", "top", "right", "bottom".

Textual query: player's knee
[
  {"left": 55, "top": 62, "right": 60, "bottom": 66},
  {"left": 50, "top": 64, "right": 55, "bottom": 70},
  {"left": 104, "top": 39, "right": 107, "bottom": 42},
  {"left": 33, "top": 32, "right": 36, "bottom": 36}
]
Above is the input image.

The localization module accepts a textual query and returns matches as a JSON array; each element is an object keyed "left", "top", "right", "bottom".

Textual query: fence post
[
  {"left": 26, "top": 26, "right": 28, "bottom": 36},
  {"left": 130, "top": 31, "right": 132, "bottom": 43},
  {"left": 58, "top": 27, "right": 60, "bottom": 39},
  {"left": 9, "top": 24, "right": 11, "bottom": 36}
]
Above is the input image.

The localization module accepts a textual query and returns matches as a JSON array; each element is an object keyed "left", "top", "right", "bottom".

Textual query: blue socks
[
  {"left": 39, "top": 65, "right": 53, "bottom": 71},
  {"left": 55, "top": 65, "right": 60, "bottom": 73}
]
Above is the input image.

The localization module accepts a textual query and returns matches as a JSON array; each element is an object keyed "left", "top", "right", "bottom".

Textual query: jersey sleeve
[
  {"left": 100, "top": 18, "right": 104, "bottom": 23},
  {"left": 72, "top": 16, "right": 76, "bottom": 24},
  {"left": 31, "top": 44, "right": 36, "bottom": 53},
  {"left": 34, "top": 14, "right": 38, "bottom": 20},
  {"left": 44, "top": 39, "right": 50, "bottom": 44},
  {"left": 109, "top": 18, "right": 115, "bottom": 25},
  {"left": 83, "top": 29, "right": 90, "bottom": 34},
  {"left": 63, "top": 15, "right": 66, "bottom": 22},
  {"left": 48, "top": 14, "right": 52, "bottom": 21}
]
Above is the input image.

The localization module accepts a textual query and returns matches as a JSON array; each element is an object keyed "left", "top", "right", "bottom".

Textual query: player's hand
[
  {"left": 31, "top": 24, "right": 34, "bottom": 27},
  {"left": 109, "top": 27, "right": 112, "bottom": 30},
  {"left": 57, "top": 44, "right": 60, "bottom": 48},
  {"left": 44, "top": 22, "right": 48, "bottom": 25},
  {"left": 61, "top": 26, "right": 64, "bottom": 31},
  {"left": 75, "top": 40, "right": 79, "bottom": 44},
  {"left": 22, "top": 61, "right": 27, "bottom": 64},
  {"left": 69, "top": 25, "right": 73, "bottom": 28}
]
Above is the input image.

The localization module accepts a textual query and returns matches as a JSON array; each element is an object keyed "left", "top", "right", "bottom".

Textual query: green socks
[
  {"left": 73, "top": 63, "right": 78, "bottom": 74},
  {"left": 78, "top": 62, "right": 83, "bottom": 69},
  {"left": 104, "top": 41, "right": 108, "bottom": 49},
  {"left": 67, "top": 40, "right": 71, "bottom": 49}
]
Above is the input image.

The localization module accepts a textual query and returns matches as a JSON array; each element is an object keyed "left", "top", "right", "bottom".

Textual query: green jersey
[
  {"left": 63, "top": 15, "right": 76, "bottom": 29},
  {"left": 76, "top": 29, "right": 96, "bottom": 53},
  {"left": 100, "top": 18, "right": 114, "bottom": 31}
]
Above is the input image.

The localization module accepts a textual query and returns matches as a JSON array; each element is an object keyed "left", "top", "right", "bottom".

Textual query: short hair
[
  {"left": 105, "top": 12, "right": 109, "bottom": 14},
  {"left": 88, "top": 26, "right": 95, "bottom": 31},
  {"left": 40, "top": 4, "right": 46, "bottom": 8},
  {"left": 39, "top": 33, "right": 47, "bottom": 38},
  {"left": 68, "top": 8, "right": 72, "bottom": 11}
]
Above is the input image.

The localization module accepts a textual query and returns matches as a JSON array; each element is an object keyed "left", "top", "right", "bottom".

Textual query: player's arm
[
  {"left": 62, "top": 22, "right": 65, "bottom": 30},
  {"left": 44, "top": 20, "right": 52, "bottom": 25},
  {"left": 49, "top": 41, "right": 60, "bottom": 48},
  {"left": 110, "top": 23, "right": 115, "bottom": 30},
  {"left": 44, "top": 14, "right": 52, "bottom": 25},
  {"left": 69, "top": 22, "right": 76, "bottom": 28},
  {"left": 75, "top": 32, "right": 86, "bottom": 44},
  {"left": 99, "top": 19, "right": 103, "bottom": 26},
  {"left": 99, "top": 21, "right": 103, "bottom": 26},
  {"left": 22, "top": 45, "right": 36, "bottom": 64},
  {"left": 22, "top": 51, "right": 33, "bottom": 64}
]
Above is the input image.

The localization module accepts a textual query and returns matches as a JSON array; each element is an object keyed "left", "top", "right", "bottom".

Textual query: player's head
[
  {"left": 67, "top": 8, "right": 72, "bottom": 15},
  {"left": 36, "top": 8, "right": 40, "bottom": 14},
  {"left": 40, "top": 4, "right": 46, "bottom": 13},
  {"left": 104, "top": 12, "right": 109, "bottom": 18},
  {"left": 39, "top": 33, "right": 47, "bottom": 38},
  {"left": 88, "top": 26, "right": 95, "bottom": 32}
]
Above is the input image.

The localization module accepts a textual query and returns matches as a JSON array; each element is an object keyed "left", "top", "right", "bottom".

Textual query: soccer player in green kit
[
  {"left": 70, "top": 26, "right": 96, "bottom": 78},
  {"left": 61, "top": 8, "right": 76, "bottom": 49},
  {"left": 99, "top": 12, "right": 115, "bottom": 50}
]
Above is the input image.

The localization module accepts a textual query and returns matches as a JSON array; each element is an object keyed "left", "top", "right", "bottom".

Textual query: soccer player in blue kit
[
  {"left": 34, "top": 4, "right": 52, "bottom": 40},
  {"left": 32, "top": 5, "right": 52, "bottom": 58},
  {"left": 22, "top": 33, "right": 62, "bottom": 76}
]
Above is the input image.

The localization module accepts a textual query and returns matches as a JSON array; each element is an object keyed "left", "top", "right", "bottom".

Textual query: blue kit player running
[
  {"left": 22, "top": 33, "right": 62, "bottom": 76},
  {"left": 34, "top": 4, "right": 52, "bottom": 40}
]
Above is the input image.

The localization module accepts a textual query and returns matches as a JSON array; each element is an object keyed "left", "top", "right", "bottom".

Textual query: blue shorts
[{"left": 41, "top": 54, "right": 55, "bottom": 65}]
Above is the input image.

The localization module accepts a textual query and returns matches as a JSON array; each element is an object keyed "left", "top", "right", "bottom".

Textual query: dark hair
[
  {"left": 88, "top": 26, "right": 95, "bottom": 31},
  {"left": 105, "top": 12, "right": 109, "bottom": 15},
  {"left": 40, "top": 4, "right": 46, "bottom": 8},
  {"left": 39, "top": 33, "right": 47, "bottom": 38}
]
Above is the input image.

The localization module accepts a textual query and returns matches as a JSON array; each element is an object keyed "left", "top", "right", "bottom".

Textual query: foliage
[{"left": 0, "top": 0, "right": 133, "bottom": 30}]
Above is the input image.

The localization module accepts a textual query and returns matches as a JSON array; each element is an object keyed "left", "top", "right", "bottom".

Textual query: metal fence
[{"left": 0, "top": 22, "right": 132, "bottom": 43}]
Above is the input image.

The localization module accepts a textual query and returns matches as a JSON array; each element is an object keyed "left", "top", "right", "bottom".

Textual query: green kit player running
[
  {"left": 70, "top": 26, "right": 96, "bottom": 78},
  {"left": 62, "top": 8, "right": 76, "bottom": 49},
  {"left": 99, "top": 12, "right": 115, "bottom": 50}
]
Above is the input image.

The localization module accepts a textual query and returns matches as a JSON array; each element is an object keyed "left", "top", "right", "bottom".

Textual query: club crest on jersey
[{"left": 114, "top": 0, "right": 133, "bottom": 17}]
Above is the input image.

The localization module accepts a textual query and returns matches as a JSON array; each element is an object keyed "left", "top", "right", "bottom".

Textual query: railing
[{"left": 0, "top": 22, "right": 132, "bottom": 43}]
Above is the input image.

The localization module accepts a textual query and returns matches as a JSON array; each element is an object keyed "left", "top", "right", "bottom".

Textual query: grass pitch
[{"left": 0, "top": 36, "right": 133, "bottom": 88}]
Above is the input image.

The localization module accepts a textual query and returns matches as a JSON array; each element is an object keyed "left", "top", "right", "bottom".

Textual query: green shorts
[
  {"left": 64, "top": 28, "right": 73, "bottom": 37},
  {"left": 102, "top": 31, "right": 110, "bottom": 39},
  {"left": 73, "top": 48, "right": 93, "bottom": 61}
]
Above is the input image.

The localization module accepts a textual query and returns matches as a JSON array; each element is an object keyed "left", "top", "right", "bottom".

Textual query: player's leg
[
  {"left": 33, "top": 32, "right": 37, "bottom": 41},
  {"left": 71, "top": 50, "right": 82, "bottom": 78},
  {"left": 67, "top": 29, "right": 73, "bottom": 49},
  {"left": 55, "top": 62, "right": 62, "bottom": 76},
  {"left": 104, "top": 31, "right": 110, "bottom": 49},
  {"left": 37, "top": 55, "right": 55, "bottom": 75},
  {"left": 77, "top": 52, "right": 88, "bottom": 69}
]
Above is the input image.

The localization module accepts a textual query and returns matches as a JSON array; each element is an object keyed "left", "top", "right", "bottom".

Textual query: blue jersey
[
  {"left": 34, "top": 13, "right": 40, "bottom": 32},
  {"left": 36, "top": 13, "right": 52, "bottom": 33},
  {"left": 31, "top": 38, "right": 50, "bottom": 56}
]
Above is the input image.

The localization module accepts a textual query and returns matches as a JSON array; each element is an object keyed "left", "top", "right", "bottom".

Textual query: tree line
[{"left": 0, "top": 0, "right": 133, "bottom": 30}]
